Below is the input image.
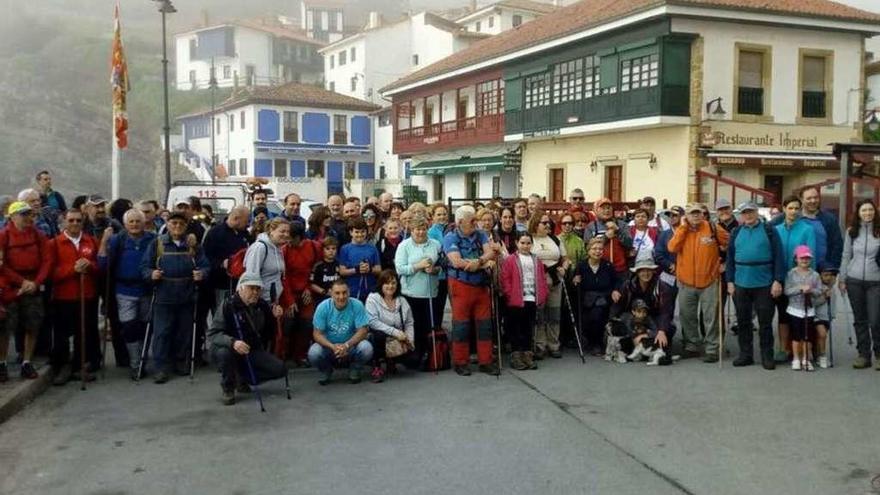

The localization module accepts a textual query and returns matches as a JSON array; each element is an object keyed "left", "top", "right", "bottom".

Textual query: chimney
[
  {"left": 367, "top": 11, "right": 381, "bottom": 29},
  {"left": 201, "top": 9, "right": 209, "bottom": 27}
]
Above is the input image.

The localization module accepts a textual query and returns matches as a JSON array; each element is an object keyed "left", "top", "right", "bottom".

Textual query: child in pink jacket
[{"left": 501, "top": 232, "right": 549, "bottom": 371}]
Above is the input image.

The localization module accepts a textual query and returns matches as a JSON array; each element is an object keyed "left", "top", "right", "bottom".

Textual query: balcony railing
[
  {"left": 395, "top": 113, "right": 503, "bottom": 153},
  {"left": 802, "top": 91, "right": 826, "bottom": 119},
  {"left": 737, "top": 87, "right": 764, "bottom": 115}
]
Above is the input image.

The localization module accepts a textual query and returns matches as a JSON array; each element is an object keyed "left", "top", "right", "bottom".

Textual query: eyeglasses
[
  {"left": 66, "top": 218, "right": 83, "bottom": 223},
  {"left": 363, "top": 213, "right": 376, "bottom": 219},
  {"left": 561, "top": 221, "right": 573, "bottom": 226},
  {"left": 571, "top": 197, "right": 585, "bottom": 202}
]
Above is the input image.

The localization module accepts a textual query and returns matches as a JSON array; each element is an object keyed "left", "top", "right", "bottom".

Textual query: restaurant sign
[
  {"left": 710, "top": 155, "right": 837, "bottom": 170},
  {"left": 699, "top": 123, "right": 856, "bottom": 152}
]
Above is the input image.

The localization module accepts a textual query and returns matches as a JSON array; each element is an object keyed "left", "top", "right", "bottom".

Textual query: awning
[
  {"left": 409, "top": 155, "right": 507, "bottom": 176},
  {"left": 707, "top": 151, "right": 838, "bottom": 171}
]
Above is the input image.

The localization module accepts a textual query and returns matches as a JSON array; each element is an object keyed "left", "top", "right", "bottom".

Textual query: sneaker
[
  {"left": 454, "top": 365, "right": 472, "bottom": 376},
  {"left": 805, "top": 360, "right": 815, "bottom": 372},
  {"left": 510, "top": 352, "right": 528, "bottom": 371},
  {"left": 522, "top": 352, "right": 538, "bottom": 370},
  {"left": 549, "top": 349, "right": 563, "bottom": 359},
  {"left": 221, "top": 388, "right": 235, "bottom": 406},
  {"left": 53, "top": 365, "right": 72, "bottom": 386},
  {"left": 153, "top": 371, "right": 170, "bottom": 384},
  {"left": 791, "top": 359, "right": 802, "bottom": 371},
  {"left": 732, "top": 356, "right": 754, "bottom": 367},
  {"left": 348, "top": 369, "right": 362, "bottom": 384},
  {"left": 702, "top": 353, "right": 719, "bottom": 364},
  {"left": 853, "top": 355, "right": 871, "bottom": 369},
  {"left": 774, "top": 350, "right": 791, "bottom": 364},
  {"left": 478, "top": 363, "right": 500, "bottom": 376},
  {"left": 370, "top": 366, "right": 385, "bottom": 383},
  {"left": 817, "top": 355, "right": 829, "bottom": 369},
  {"left": 318, "top": 372, "right": 332, "bottom": 386},
  {"left": 0, "top": 363, "right": 8, "bottom": 383},
  {"left": 20, "top": 362, "right": 38, "bottom": 380}
]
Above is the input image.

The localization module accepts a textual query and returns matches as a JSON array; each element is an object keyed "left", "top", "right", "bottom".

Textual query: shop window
[{"left": 620, "top": 53, "right": 659, "bottom": 92}]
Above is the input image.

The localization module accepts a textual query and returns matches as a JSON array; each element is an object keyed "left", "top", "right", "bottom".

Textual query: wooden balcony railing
[{"left": 395, "top": 113, "right": 503, "bottom": 154}]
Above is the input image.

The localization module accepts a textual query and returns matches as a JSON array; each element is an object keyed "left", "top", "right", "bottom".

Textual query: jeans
[
  {"left": 151, "top": 302, "right": 194, "bottom": 372},
  {"left": 307, "top": 341, "right": 373, "bottom": 374},
  {"left": 678, "top": 282, "right": 719, "bottom": 354},
  {"left": 846, "top": 278, "right": 880, "bottom": 359},
  {"left": 733, "top": 285, "right": 775, "bottom": 360},
  {"left": 212, "top": 345, "right": 286, "bottom": 390}
]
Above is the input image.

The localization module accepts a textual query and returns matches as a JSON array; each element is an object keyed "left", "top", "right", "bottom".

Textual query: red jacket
[
  {"left": 49, "top": 233, "right": 100, "bottom": 301},
  {"left": 500, "top": 252, "right": 549, "bottom": 308},
  {"left": 281, "top": 239, "right": 321, "bottom": 314},
  {"left": 1, "top": 223, "right": 51, "bottom": 286}
]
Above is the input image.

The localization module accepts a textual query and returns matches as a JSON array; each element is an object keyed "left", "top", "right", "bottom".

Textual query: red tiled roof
[
  {"left": 383, "top": 0, "right": 880, "bottom": 94},
  {"left": 234, "top": 20, "right": 326, "bottom": 47}
]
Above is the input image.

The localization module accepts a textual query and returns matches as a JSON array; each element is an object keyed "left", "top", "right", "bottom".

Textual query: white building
[
  {"left": 456, "top": 0, "right": 557, "bottom": 35},
  {"left": 178, "top": 82, "right": 380, "bottom": 202},
  {"left": 175, "top": 19, "right": 325, "bottom": 90}
]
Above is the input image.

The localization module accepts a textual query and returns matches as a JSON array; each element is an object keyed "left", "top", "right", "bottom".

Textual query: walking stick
[
  {"left": 561, "top": 280, "right": 585, "bottom": 363},
  {"left": 718, "top": 281, "right": 724, "bottom": 370},
  {"left": 79, "top": 272, "right": 87, "bottom": 391},
  {"left": 137, "top": 291, "right": 156, "bottom": 382},
  {"left": 803, "top": 293, "right": 811, "bottom": 371},
  {"left": 231, "top": 310, "right": 266, "bottom": 412},
  {"left": 828, "top": 291, "right": 835, "bottom": 368},
  {"left": 101, "top": 268, "right": 110, "bottom": 379},
  {"left": 190, "top": 284, "right": 198, "bottom": 381},
  {"left": 269, "top": 283, "right": 291, "bottom": 400},
  {"left": 489, "top": 271, "right": 501, "bottom": 379},
  {"left": 427, "top": 280, "right": 438, "bottom": 376}
]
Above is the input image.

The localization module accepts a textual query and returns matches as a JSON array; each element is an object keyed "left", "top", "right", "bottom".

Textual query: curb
[{"left": 0, "top": 362, "right": 52, "bottom": 425}]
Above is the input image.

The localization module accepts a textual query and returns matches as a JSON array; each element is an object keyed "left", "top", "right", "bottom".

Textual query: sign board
[
  {"left": 701, "top": 122, "right": 857, "bottom": 152},
  {"left": 710, "top": 155, "right": 838, "bottom": 170}
]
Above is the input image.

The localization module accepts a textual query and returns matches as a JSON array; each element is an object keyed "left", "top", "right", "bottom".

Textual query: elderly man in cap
[
  {"left": 0, "top": 201, "right": 51, "bottom": 380},
  {"left": 209, "top": 273, "right": 286, "bottom": 405},
  {"left": 726, "top": 201, "right": 786, "bottom": 369},
  {"left": 630, "top": 196, "right": 671, "bottom": 231},
  {"left": 668, "top": 202, "right": 729, "bottom": 362},
  {"left": 584, "top": 197, "right": 632, "bottom": 275},
  {"left": 83, "top": 195, "right": 111, "bottom": 240}
]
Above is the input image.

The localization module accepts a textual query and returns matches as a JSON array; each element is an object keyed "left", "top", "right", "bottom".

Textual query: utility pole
[
  {"left": 156, "top": 0, "right": 177, "bottom": 201},
  {"left": 210, "top": 56, "right": 217, "bottom": 184}
]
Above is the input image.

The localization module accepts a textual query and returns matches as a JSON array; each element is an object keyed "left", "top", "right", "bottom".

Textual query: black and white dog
[{"left": 604, "top": 318, "right": 632, "bottom": 363}]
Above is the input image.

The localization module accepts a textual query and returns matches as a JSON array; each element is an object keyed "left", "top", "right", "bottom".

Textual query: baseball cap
[
  {"left": 167, "top": 211, "right": 187, "bottom": 222},
  {"left": 237, "top": 273, "right": 264, "bottom": 289},
  {"left": 7, "top": 201, "right": 32, "bottom": 216},
  {"left": 685, "top": 203, "right": 704, "bottom": 213},
  {"left": 594, "top": 197, "right": 612, "bottom": 209},
  {"left": 794, "top": 245, "right": 813, "bottom": 259},
  {"left": 737, "top": 201, "right": 758, "bottom": 212},
  {"left": 87, "top": 194, "right": 107, "bottom": 206},
  {"left": 630, "top": 259, "right": 659, "bottom": 272},
  {"left": 640, "top": 196, "right": 656, "bottom": 205},
  {"left": 670, "top": 206, "right": 685, "bottom": 216},
  {"left": 715, "top": 198, "right": 732, "bottom": 210},
  {"left": 631, "top": 299, "right": 649, "bottom": 310},
  {"left": 174, "top": 199, "right": 191, "bottom": 207}
]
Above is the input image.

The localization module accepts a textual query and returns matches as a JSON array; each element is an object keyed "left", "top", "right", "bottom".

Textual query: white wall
[
  {"left": 363, "top": 21, "right": 412, "bottom": 104},
  {"left": 672, "top": 18, "right": 864, "bottom": 125},
  {"left": 373, "top": 116, "right": 400, "bottom": 179},
  {"left": 867, "top": 73, "right": 880, "bottom": 110},
  {"left": 410, "top": 13, "right": 458, "bottom": 73},
  {"left": 461, "top": 9, "right": 540, "bottom": 35},
  {"left": 175, "top": 27, "right": 274, "bottom": 90},
  {"left": 235, "top": 27, "right": 274, "bottom": 86},
  {"left": 323, "top": 37, "right": 367, "bottom": 100}
]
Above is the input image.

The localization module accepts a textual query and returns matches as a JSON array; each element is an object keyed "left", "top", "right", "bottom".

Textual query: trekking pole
[
  {"left": 101, "top": 268, "right": 110, "bottom": 379},
  {"left": 137, "top": 291, "right": 157, "bottom": 382},
  {"left": 427, "top": 282, "right": 438, "bottom": 376},
  {"left": 188, "top": 237, "right": 199, "bottom": 382},
  {"left": 828, "top": 291, "right": 834, "bottom": 368},
  {"left": 231, "top": 311, "right": 266, "bottom": 413},
  {"left": 560, "top": 279, "right": 585, "bottom": 363},
  {"left": 840, "top": 291, "right": 854, "bottom": 347},
  {"left": 718, "top": 281, "right": 724, "bottom": 370},
  {"left": 79, "top": 273, "right": 87, "bottom": 391},
  {"left": 270, "top": 283, "right": 291, "bottom": 400},
  {"left": 489, "top": 273, "right": 501, "bottom": 379}
]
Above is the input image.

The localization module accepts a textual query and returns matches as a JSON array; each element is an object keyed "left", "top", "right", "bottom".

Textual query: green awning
[{"left": 409, "top": 155, "right": 506, "bottom": 176}]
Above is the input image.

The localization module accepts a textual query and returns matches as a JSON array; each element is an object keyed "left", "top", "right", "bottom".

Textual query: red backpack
[
  {"left": 227, "top": 239, "right": 273, "bottom": 279},
  {"left": 421, "top": 329, "right": 451, "bottom": 372}
]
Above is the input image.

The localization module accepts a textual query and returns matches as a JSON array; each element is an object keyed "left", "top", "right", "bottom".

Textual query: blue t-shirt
[
  {"left": 802, "top": 216, "right": 828, "bottom": 271},
  {"left": 312, "top": 298, "right": 370, "bottom": 344},
  {"left": 442, "top": 228, "right": 489, "bottom": 286},
  {"left": 338, "top": 242, "right": 381, "bottom": 298}
]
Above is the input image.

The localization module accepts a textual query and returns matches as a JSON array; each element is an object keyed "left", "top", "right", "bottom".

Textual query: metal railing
[
  {"left": 737, "top": 86, "right": 764, "bottom": 115},
  {"left": 802, "top": 91, "right": 826, "bottom": 118}
]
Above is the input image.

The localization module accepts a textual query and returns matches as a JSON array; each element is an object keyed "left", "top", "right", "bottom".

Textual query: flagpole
[{"left": 112, "top": 126, "right": 120, "bottom": 200}]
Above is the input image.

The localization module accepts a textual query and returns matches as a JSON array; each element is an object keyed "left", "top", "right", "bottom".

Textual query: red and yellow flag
[{"left": 111, "top": 2, "right": 130, "bottom": 149}]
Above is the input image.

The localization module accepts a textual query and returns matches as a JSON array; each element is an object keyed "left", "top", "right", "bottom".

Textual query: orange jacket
[{"left": 667, "top": 221, "right": 729, "bottom": 289}]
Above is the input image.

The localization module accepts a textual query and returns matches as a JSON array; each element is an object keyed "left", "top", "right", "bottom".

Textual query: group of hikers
[{"left": 1, "top": 171, "right": 879, "bottom": 406}]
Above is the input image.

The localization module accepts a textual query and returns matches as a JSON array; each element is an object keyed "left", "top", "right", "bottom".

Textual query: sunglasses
[
  {"left": 539, "top": 220, "right": 551, "bottom": 225},
  {"left": 66, "top": 218, "right": 83, "bottom": 223},
  {"left": 571, "top": 197, "right": 585, "bottom": 202},
  {"left": 363, "top": 213, "right": 376, "bottom": 219},
  {"left": 561, "top": 221, "right": 573, "bottom": 225}
]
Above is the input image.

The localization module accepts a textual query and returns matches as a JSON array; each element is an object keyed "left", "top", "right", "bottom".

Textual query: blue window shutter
[
  {"left": 254, "top": 159, "right": 272, "bottom": 177},
  {"left": 357, "top": 162, "right": 374, "bottom": 179},
  {"left": 257, "top": 110, "right": 280, "bottom": 141},
  {"left": 291, "top": 160, "right": 306, "bottom": 177},
  {"left": 302, "top": 113, "right": 330, "bottom": 143},
  {"left": 327, "top": 161, "right": 343, "bottom": 181},
  {"left": 351, "top": 116, "right": 370, "bottom": 145}
]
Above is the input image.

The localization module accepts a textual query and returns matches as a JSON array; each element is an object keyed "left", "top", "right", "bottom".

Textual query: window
[
  {"left": 412, "top": 54, "right": 419, "bottom": 66},
  {"left": 378, "top": 110, "right": 391, "bottom": 127},
  {"left": 552, "top": 58, "right": 584, "bottom": 104},
  {"left": 333, "top": 114, "right": 348, "bottom": 144},
  {"left": 330, "top": 54, "right": 335, "bottom": 69},
  {"left": 605, "top": 164, "right": 623, "bottom": 202},
  {"left": 239, "top": 158, "right": 248, "bottom": 176},
  {"left": 339, "top": 50, "right": 347, "bottom": 66},
  {"left": 229, "top": 114, "right": 234, "bottom": 132},
  {"left": 215, "top": 117, "right": 221, "bottom": 135},
  {"left": 307, "top": 160, "right": 324, "bottom": 178},
  {"left": 228, "top": 159, "right": 236, "bottom": 176},
  {"left": 336, "top": 12, "right": 343, "bottom": 32},
  {"left": 488, "top": 16, "right": 494, "bottom": 28},
  {"left": 240, "top": 111, "right": 246, "bottom": 129},
  {"left": 321, "top": 11, "right": 329, "bottom": 30},
  {"left": 549, "top": 168, "right": 564, "bottom": 202},
  {"left": 245, "top": 65, "right": 255, "bottom": 85},
  {"left": 223, "top": 65, "right": 231, "bottom": 79},
  {"left": 306, "top": 11, "right": 314, "bottom": 30},
  {"left": 477, "top": 79, "right": 502, "bottom": 115},
  {"left": 584, "top": 55, "right": 600, "bottom": 98},
  {"left": 476, "top": 21, "right": 481, "bottom": 32},
  {"left": 273, "top": 159, "right": 287, "bottom": 177},
  {"left": 801, "top": 54, "right": 828, "bottom": 119},
  {"left": 351, "top": 76, "right": 357, "bottom": 92},
  {"left": 465, "top": 173, "right": 479, "bottom": 199},
  {"left": 620, "top": 53, "right": 659, "bottom": 92},
  {"left": 283, "top": 111, "right": 298, "bottom": 142},
  {"left": 350, "top": 47, "right": 356, "bottom": 62},
  {"left": 524, "top": 72, "right": 551, "bottom": 109},
  {"left": 344, "top": 161, "right": 356, "bottom": 179},
  {"left": 433, "top": 175, "right": 445, "bottom": 202},
  {"left": 512, "top": 15, "right": 523, "bottom": 27},
  {"left": 329, "top": 81, "right": 335, "bottom": 92},
  {"left": 737, "top": 49, "right": 766, "bottom": 115},
  {"left": 189, "top": 70, "right": 196, "bottom": 85}
]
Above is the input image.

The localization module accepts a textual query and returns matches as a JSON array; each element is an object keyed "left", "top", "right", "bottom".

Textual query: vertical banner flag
[{"left": 111, "top": 2, "right": 130, "bottom": 149}]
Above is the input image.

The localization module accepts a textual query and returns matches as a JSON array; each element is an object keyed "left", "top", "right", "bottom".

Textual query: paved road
[{"left": 1, "top": 324, "right": 879, "bottom": 494}]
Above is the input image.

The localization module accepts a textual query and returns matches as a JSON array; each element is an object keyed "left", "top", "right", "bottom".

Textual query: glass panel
[
  {"left": 803, "top": 56, "right": 825, "bottom": 91},
  {"left": 739, "top": 51, "right": 763, "bottom": 88}
]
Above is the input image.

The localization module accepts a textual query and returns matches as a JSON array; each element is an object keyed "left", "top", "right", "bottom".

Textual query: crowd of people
[{"left": 1, "top": 172, "right": 878, "bottom": 406}]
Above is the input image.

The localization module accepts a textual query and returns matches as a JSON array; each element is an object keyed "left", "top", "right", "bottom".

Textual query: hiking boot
[
  {"left": 523, "top": 352, "right": 538, "bottom": 370},
  {"left": 853, "top": 355, "right": 871, "bottom": 369},
  {"left": 774, "top": 350, "right": 791, "bottom": 364},
  {"left": 221, "top": 388, "right": 235, "bottom": 406},
  {"left": 53, "top": 365, "right": 72, "bottom": 386},
  {"left": 791, "top": 359, "right": 802, "bottom": 371},
  {"left": 510, "top": 352, "right": 527, "bottom": 371},
  {"left": 20, "top": 362, "right": 38, "bottom": 380},
  {"left": 549, "top": 349, "right": 563, "bottom": 359},
  {"left": 817, "top": 355, "right": 829, "bottom": 369},
  {"left": 370, "top": 365, "right": 385, "bottom": 383},
  {"left": 875, "top": 358, "right": 880, "bottom": 371},
  {"left": 153, "top": 371, "right": 170, "bottom": 384},
  {"left": 348, "top": 369, "right": 362, "bottom": 384},
  {"left": 702, "top": 353, "right": 719, "bottom": 364},
  {"left": 681, "top": 349, "right": 701, "bottom": 359},
  {"left": 318, "top": 371, "right": 333, "bottom": 386},
  {"left": 732, "top": 355, "right": 754, "bottom": 367},
  {"left": 0, "top": 363, "right": 8, "bottom": 383},
  {"left": 479, "top": 363, "right": 500, "bottom": 376},
  {"left": 454, "top": 365, "right": 472, "bottom": 376},
  {"left": 761, "top": 357, "right": 776, "bottom": 370},
  {"left": 129, "top": 368, "right": 141, "bottom": 381},
  {"left": 533, "top": 349, "right": 546, "bottom": 361}
]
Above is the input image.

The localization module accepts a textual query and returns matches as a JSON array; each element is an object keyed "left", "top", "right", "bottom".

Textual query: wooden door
[
  {"left": 549, "top": 168, "right": 565, "bottom": 202},
  {"left": 605, "top": 165, "right": 623, "bottom": 202},
  {"left": 763, "top": 175, "right": 784, "bottom": 205}
]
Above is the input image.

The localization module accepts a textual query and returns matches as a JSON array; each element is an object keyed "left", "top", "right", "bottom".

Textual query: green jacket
[{"left": 560, "top": 232, "right": 586, "bottom": 274}]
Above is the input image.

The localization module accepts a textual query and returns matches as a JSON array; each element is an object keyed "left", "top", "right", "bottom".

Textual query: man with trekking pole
[{"left": 48, "top": 208, "right": 100, "bottom": 386}]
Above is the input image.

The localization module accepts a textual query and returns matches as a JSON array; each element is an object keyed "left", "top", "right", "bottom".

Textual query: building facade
[
  {"left": 178, "top": 83, "right": 379, "bottom": 201},
  {"left": 456, "top": 0, "right": 557, "bottom": 35},
  {"left": 175, "top": 20, "right": 325, "bottom": 90}
]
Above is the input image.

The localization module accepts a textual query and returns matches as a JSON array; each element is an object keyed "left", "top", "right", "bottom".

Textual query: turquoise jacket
[
  {"left": 394, "top": 237, "right": 441, "bottom": 298},
  {"left": 775, "top": 218, "right": 817, "bottom": 270}
]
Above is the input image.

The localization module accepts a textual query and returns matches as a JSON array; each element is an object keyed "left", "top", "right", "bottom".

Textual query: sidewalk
[{"left": 0, "top": 359, "right": 52, "bottom": 425}]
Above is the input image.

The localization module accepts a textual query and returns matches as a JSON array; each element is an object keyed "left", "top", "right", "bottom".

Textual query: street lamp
[
  {"left": 154, "top": 0, "right": 177, "bottom": 201},
  {"left": 705, "top": 97, "right": 727, "bottom": 120}
]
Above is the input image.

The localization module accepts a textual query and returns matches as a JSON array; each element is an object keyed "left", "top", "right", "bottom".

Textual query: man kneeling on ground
[
  {"left": 209, "top": 273, "right": 286, "bottom": 405},
  {"left": 309, "top": 279, "right": 373, "bottom": 385}
]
